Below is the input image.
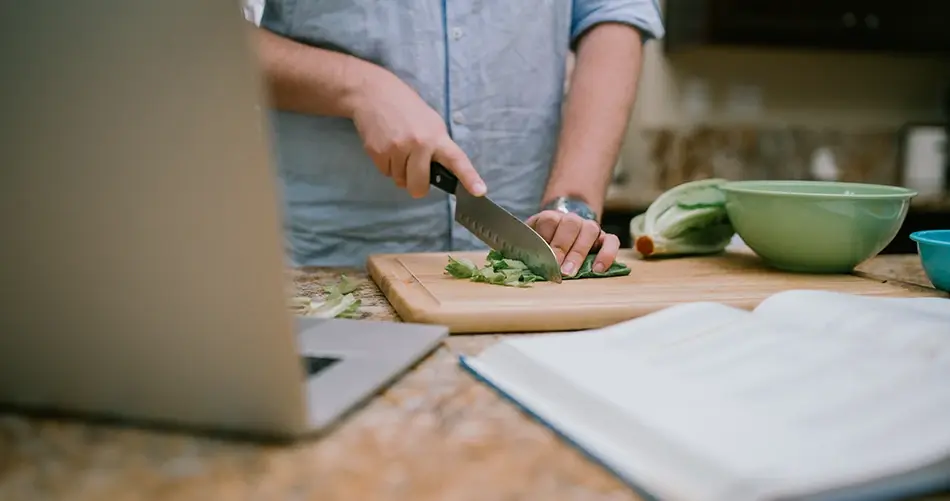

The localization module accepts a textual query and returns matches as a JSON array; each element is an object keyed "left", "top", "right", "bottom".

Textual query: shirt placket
[
  {"left": 443, "top": 2, "right": 486, "bottom": 253},
  {"left": 443, "top": 0, "right": 460, "bottom": 250}
]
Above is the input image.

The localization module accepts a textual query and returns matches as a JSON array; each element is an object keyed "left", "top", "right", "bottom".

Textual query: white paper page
[
  {"left": 874, "top": 296, "right": 950, "bottom": 316},
  {"left": 514, "top": 306, "right": 950, "bottom": 496},
  {"left": 508, "top": 301, "right": 755, "bottom": 355},
  {"left": 755, "top": 289, "right": 950, "bottom": 321},
  {"left": 753, "top": 290, "right": 950, "bottom": 362}
]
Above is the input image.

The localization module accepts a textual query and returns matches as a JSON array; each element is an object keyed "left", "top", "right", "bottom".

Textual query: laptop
[{"left": 0, "top": 1, "right": 447, "bottom": 439}]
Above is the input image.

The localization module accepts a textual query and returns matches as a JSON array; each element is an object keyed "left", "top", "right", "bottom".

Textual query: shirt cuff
[{"left": 570, "top": 0, "right": 666, "bottom": 45}]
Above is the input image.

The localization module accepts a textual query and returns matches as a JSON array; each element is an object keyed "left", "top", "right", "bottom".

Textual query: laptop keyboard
[{"left": 301, "top": 355, "right": 340, "bottom": 376}]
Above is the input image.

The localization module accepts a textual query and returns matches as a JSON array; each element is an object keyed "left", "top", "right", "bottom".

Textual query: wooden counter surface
[{"left": 0, "top": 255, "right": 944, "bottom": 501}]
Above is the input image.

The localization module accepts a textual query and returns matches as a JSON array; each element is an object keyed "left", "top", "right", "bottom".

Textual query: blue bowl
[{"left": 909, "top": 230, "right": 950, "bottom": 292}]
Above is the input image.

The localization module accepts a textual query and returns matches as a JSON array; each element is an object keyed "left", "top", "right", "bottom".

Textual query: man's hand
[
  {"left": 254, "top": 28, "right": 485, "bottom": 199},
  {"left": 535, "top": 24, "right": 643, "bottom": 275},
  {"left": 526, "top": 211, "right": 620, "bottom": 277},
  {"left": 350, "top": 71, "right": 486, "bottom": 199}
]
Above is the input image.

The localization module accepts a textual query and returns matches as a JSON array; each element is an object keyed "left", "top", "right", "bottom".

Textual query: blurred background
[
  {"left": 602, "top": 0, "right": 949, "bottom": 253},
  {"left": 244, "top": 0, "right": 950, "bottom": 253}
]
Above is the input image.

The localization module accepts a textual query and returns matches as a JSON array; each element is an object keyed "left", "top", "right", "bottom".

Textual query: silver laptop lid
[{"left": 0, "top": 2, "right": 309, "bottom": 435}]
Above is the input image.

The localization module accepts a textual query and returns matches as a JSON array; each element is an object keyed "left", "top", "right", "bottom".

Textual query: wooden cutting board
[{"left": 367, "top": 249, "right": 946, "bottom": 334}]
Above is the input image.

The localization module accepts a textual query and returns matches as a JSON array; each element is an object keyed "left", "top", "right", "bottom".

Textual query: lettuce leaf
[{"left": 445, "top": 250, "right": 630, "bottom": 287}]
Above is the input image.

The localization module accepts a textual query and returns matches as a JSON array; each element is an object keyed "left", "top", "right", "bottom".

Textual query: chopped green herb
[
  {"left": 324, "top": 274, "right": 360, "bottom": 295},
  {"left": 445, "top": 249, "right": 630, "bottom": 287},
  {"left": 308, "top": 290, "right": 362, "bottom": 318},
  {"left": 567, "top": 254, "right": 631, "bottom": 279},
  {"left": 445, "top": 256, "right": 479, "bottom": 278},
  {"left": 290, "top": 275, "right": 364, "bottom": 318}
]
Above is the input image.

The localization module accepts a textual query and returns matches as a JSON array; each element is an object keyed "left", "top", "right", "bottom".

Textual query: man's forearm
[
  {"left": 254, "top": 26, "right": 385, "bottom": 118},
  {"left": 543, "top": 23, "right": 644, "bottom": 218}
]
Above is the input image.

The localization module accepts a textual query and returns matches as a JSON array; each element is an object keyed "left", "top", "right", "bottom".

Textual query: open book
[{"left": 459, "top": 290, "right": 950, "bottom": 501}]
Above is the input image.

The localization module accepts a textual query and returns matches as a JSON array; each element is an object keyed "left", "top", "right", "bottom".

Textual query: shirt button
[
  {"left": 451, "top": 27, "right": 464, "bottom": 40},
  {"left": 451, "top": 111, "right": 465, "bottom": 124}
]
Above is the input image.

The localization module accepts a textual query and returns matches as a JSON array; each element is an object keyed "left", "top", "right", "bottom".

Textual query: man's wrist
[
  {"left": 338, "top": 58, "right": 389, "bottom": 119},
  {"left": 542, "top": 196, "right": 599, "bottom": 222}
]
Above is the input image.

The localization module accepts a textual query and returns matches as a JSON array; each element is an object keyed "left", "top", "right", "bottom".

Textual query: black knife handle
[{"left": 429, "top": 162, "right": 458, "bottom": 194}]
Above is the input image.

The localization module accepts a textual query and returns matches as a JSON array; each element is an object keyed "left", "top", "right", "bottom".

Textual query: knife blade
[{"left": 429, "top": 162, "right": 562, "bottom": 283}]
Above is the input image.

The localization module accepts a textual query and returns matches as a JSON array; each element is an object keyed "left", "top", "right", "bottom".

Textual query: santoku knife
[{"left": 429, "top": 162, "right": 562, "bottom": 283}]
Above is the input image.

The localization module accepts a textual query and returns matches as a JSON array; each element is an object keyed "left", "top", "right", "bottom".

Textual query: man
[{"left": 252, "top": 1, "right": 664, "bottom": 277}]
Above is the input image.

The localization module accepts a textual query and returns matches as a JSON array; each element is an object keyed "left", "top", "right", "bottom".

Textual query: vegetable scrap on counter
[
  {"left": 630, "top": 178, "right": 735, "bottom": 259},
  {"left": 445, "top": 249, "right": 630, "bottom": 287},
  {"left": 289, "top": 275, "right": 363, "bottom": 318}
]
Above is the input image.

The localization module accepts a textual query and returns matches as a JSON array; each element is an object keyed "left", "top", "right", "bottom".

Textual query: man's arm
[
  {"left": 541, "top": 22, "right": 644, "bottom": 219},
  {"left": 253, "top": 26, "right": 383, "bottom": 119},
  {"left": 251, "top": 26, "right": 486, "bottom": 197}
]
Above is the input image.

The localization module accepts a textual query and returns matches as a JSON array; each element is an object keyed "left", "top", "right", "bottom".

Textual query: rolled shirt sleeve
[
  {"left": 242, "top": 0, "right": 264, "bottom": 25},
  {"left": 571, "top": 0, "right": 666, "bottom": 44}
]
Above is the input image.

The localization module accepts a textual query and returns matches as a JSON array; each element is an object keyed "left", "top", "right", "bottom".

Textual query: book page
[
  {"left": 508, "top": 301, "right": 756, "bottom": 355},
  {"left": 508, "top": 302, "right": 950, "bottom": 498},
  {"left": 752, "top": 290, "right": 950, "bottom": 362}
]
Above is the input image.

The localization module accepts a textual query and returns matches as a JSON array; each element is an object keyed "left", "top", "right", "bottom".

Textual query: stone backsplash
[{"left": 608, "top": 125, "right": 949, "bottom": 211}]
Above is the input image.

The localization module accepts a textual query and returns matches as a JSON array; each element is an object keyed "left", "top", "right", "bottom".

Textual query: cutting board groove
[{"left": 367, "top": 249, "right": 945, "bottom": 334}]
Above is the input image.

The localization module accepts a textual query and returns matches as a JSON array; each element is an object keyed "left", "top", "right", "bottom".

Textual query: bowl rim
[
  {"left": 909, "top": 230, "right": 950, "bottom": 246},
  {"left": 719, "top": 180, "right": 918, "bottom": 199}
]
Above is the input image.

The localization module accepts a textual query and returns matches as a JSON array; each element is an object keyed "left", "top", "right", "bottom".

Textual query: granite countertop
[{"left": 0, "top": 255, "right": 944, "bottom": 501}]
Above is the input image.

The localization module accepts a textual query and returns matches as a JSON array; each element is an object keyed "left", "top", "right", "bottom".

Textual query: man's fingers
[
  {"left": 432, "top": 139, "right": 486, "bottom": 196},
  {"left": 593, "top": 232, "right": 621, "bottom": 274},
  {"left": 548, "top": 213, "right": 584, "bottom": 268},
  {"left": 529, "top": 210, "right": 561, "bottom": 245},
  {"left": 367, "top": 150, "right": 393, "bottom": 181},
  {"left": 405, "top": 146, "right": 435, "bottom": 198},
  {"left": 562, "top": 220, "right": 601, "bottom": 276},
  {"left": 529, "top": 210, "right": 618, "bottom": 276},
  {"left": 389, "top": 150, "right": 409, "bottom": 189},
  {"left": 378, "top": 155, "right": 393, "bottom": 178}
]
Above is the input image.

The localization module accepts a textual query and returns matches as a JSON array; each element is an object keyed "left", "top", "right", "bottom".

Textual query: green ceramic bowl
[{"left": 719, "top": 180, "right": 917, "bottom": 273}]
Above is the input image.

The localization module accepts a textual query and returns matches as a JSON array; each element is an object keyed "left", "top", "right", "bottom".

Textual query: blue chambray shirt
[{"left": 260, "top": 0, "right": 665, "bottom": 268}]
